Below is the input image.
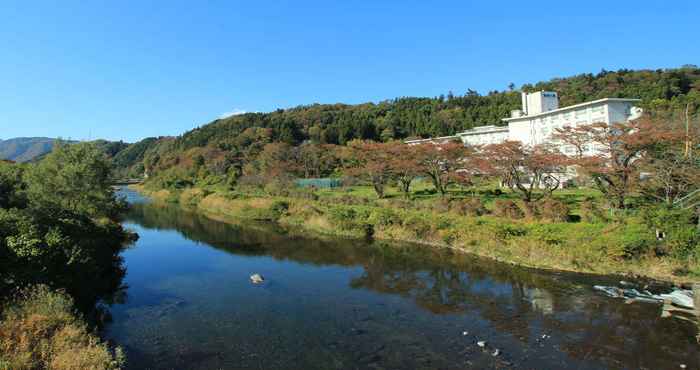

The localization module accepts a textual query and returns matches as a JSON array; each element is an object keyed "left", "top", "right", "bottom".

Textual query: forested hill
[
  {"left": 117, "top": 66, "right": 700, "bottom": 176},
  {"left": 0, "top": 137, "right": 131, "bottom": 164},
  {"left": 0, "top": 137, "right": 59, "bottom": 162}
]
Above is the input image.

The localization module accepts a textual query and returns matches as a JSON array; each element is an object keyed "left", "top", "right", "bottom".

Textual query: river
[{"left": 105, "top": 188, "right": 699, "bottom": 369}]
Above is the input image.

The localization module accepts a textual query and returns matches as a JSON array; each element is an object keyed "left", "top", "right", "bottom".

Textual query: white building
[
  {"left": 456, "top": 125, "right": 509, "bottom": 146},
  {"left": 454, "top": 91, "right": 643, "bottom": 152},
  {"left": 404, "top": 135, "right": 459, "bottom": 146}
]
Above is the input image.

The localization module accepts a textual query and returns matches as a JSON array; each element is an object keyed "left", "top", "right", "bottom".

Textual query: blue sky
[{"left": 1, "top": 1, "right": 698, "bottom": 142}]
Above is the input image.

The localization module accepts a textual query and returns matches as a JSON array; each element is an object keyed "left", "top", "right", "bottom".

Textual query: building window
[
  {"left": 575, "top": 109, "right": 587, "bottom": 118},
  {"left": 591, "top": 105, "right": 604, "bottom": 115},
  {"left": 563, "top": 112, "right": 571, "bottom": 120}
]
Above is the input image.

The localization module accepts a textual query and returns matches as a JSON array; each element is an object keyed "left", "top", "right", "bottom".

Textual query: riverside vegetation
[
  {"left": 123, "top": 68, "right": 700, "bottom": 283},
  {"left": 0, "top": 143, "right": 133, "bottom": 370},
  {"left": 133, "top": 112, "right": 700, "bottom": 282}
]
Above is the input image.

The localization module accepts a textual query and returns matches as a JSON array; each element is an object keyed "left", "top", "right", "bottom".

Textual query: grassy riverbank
[
  {"left": 0, "top": 286, "right": 124, "bottom": 370},
  {"left": 130, "top": 183, "right": 700, "bottom": 284}
]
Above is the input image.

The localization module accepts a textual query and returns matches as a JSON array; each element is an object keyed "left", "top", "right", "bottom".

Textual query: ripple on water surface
[{"left": 106, "top": 188, "right": 700, "bottom": 370}]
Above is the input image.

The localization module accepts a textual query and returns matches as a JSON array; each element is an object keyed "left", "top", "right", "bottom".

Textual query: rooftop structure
[
  {"left": 404, "top": 135, "right": 459, "bottom": 146},
  {"left": 405, "top": 91, "right": 643, "bottom": 158}
]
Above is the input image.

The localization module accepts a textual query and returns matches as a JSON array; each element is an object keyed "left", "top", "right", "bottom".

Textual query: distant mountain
[{"left": 0, "top": 137, "right": 61, "bottom": 162}]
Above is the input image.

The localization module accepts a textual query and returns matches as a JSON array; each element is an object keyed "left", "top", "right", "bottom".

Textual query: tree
[
  {"left": 568, "top": 119, "right": 671, "bottom": 209},
  {"left": 344, "top": 141, "right": 393, "bottom": 198},
  {"left": 24, "top": 142, "right": 123, "bottom": 219},
  {"left": 415, "top": 141, "right": 471, "bottom": 197},
  {"left": 480, "top": 141, "right": 566, "bottom": 203},
  {"left": 638, "top": 117, "right": 700, "bottom": 205},
  {"left": 0, "top": 161, "right": 25, "bottom": 209},
  {"left": 298, "top": 143, "right": 339, "bottom": 178},
  {"left": 386, "top": 142, "right": 422, "bottom": 197}
]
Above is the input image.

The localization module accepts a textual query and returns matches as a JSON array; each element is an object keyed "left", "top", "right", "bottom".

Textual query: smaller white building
[
  {"left": 404, "top": 135, "right": 459, "bottom": 146},
  {"left": 450, "top": 91, "right": 642, "bottom": 154},
  {"left": 456, "top": 125, "right": 509, "bottom": 146}
]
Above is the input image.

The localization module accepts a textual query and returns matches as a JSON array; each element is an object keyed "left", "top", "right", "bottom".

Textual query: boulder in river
[
  {"left": 660, "top": 290, "right": 694, "bottom": 309},
  {"left": 250, "top": 273, "right": 265, "bottom": 284}
]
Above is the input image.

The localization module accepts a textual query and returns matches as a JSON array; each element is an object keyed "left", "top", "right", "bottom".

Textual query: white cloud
[{"left": 219, "top": 108, "right": 247, "bottom": 119}]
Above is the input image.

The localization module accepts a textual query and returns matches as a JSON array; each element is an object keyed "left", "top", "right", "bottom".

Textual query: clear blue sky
[{"left": 1, "top": 1, "right": 698, "bottom": 142}]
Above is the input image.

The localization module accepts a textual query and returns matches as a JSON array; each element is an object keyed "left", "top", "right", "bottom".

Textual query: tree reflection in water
[{"left": 122, "top": 200, "right": 700, "bottom": 369}]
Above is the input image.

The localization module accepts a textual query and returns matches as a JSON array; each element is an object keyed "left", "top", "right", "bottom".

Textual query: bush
[
  {"left": 641, "top": 206, "right": 700, "bottom": 259},
  {"left": 538, "top": 198, "right": 570, "bottom": 222},
  {"left": 0, "top": 286, "right": 124, "bottom": 370},
  {"left": 327, "top": 206, "right": 370, "bottom": 232},
  {"left": 519, "top": 201, "right": 539, "bottom": 220},
  {"left": 402, "top": 215, "right": 431, "bottom": 238},
  {"left": 580, "top": 197, "right": 608, "bottom": 223},
  {"left": 493, "top": 200, "right": 524, "bottom": 220},
  {"left": 529, "top": 224, "right": 566, "bottom": 245},
  {"left": 269, "top": 200, "right": 290, "bottom": 216},
  {"left": 493, "top": 223, "right": 528, "bottom": 239},
  {"left": 369, "top": 208, "right": 401, "bottom": 228},
  {"left": 451, "top": 198, "right": 488, "bottom": 217}
]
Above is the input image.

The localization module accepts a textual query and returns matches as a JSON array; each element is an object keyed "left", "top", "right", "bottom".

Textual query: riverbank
[{"left": 130, "top": 184, "right": 700, "bottom": 284}]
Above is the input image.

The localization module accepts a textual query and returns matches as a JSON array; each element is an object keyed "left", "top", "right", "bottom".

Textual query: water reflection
[{"left": 108, "top": 191, "right": 699, "bottom": 369}]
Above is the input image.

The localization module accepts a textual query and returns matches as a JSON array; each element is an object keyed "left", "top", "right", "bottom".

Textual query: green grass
[{"left": 136, "top": 182, "right": 699, "bottom": 283}]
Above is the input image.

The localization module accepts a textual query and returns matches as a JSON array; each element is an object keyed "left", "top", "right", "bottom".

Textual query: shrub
[
  {"left": 493, "top": 199, "right": 524, "bottom": 220},
  {"left": 269, "top": 200, "right": 290, "bottom": 216},
  {"left": 493, "top": 223, "right": 528, "bottom": 240},
  {"left": 617, "top": 222, "right": 656, "bottom": 259},
  {"left": 641, "top": 206, "right": 700, "bottom": 259},
  {"left": 538, "top": 198, "right": 570, "bottom": 222},
  {"left": 369, "top": 208, "right": 401, "bottom": 228},
  {"left": 0, "top": 286, "right": 124, "bottom": 370},
  {"left": 402, "top": 214, "right": 431, "bottom": 238},
  {"left": 580, "top": 197, "right": 608, "bottom": 223},
  {"left": 529, "top": 224, "right": 565, "bottom": 245},
  {"left": 519, "top": 201, "right": 539, "bottom": 220},
  {"left": 451, "top": 198, "right": 487, "bottom": 217},
  {"left": 327, "top": 206, "right": 370, "bottom": 232}
]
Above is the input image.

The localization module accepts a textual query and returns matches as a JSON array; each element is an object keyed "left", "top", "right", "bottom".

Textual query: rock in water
[
  {"left": 660, "top": 290, "right": 694, "bottom": 309},
  {"left": 250, "top": 273, "right": 265, "bottom": 284}
]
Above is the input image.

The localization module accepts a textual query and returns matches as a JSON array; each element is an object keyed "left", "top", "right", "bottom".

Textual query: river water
[{"left": 106, "top": 188, "right": 699, "bottom": 369}]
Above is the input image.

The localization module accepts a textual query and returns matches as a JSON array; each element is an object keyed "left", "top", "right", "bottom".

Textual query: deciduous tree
[
  {"left": 479, "top": 141, "right": 566, "bottom": 203},
  {"left": 415, "top": 141, "right": 472, "bottom": 197}
]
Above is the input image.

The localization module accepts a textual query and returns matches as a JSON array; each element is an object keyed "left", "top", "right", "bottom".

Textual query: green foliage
[
  {"left": 580, "top": 197, "right": 608, "bottom": 223},
  {"left": 0, "top": 145, "right": 133, "bottom": 309},
  {"left": 327, "top": 206, "right": 371, "bottom": 232},
  {"left": 0, "top": 162, "right": 26, "bottom": 209},
  {"left": 641, "top": 206, "right": 699, "bottom": 258},
  {"left": 492, "top": 222, "right": 528, "bottom": 240},
  {"left": 269, "top": 200, "right": 290, "bottom": 216},
  {"left": 402, "top": 214, "right": 432, "bottom": 238},
  {"left": 369, "top": 207, "right": 402, "bottom": 227},
  {"left": 134, "top": 66, "right": 700, "bottom": 187},
  {"left": 25, "top": 142, "right": 124, "bottom": 219},
  {"left": 528, "top": 223, "right": 567, "bottom": 245}
]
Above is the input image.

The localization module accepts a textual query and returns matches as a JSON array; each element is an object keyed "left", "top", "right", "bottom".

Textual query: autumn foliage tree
[
  {"left": 479, "top": 141, "right": 567, "bottom": 203},
  {"left": 638, "top": 117, "right": 700, "bottom": 206},
  {"left": 385, "top": 142, "right": 422, "bottom": 196},
  {"left": 566, "top": 119, "right": 673, "bottom": 209},
  {"left": 344, "top": 140, "right": 394, "bottom": 198},
  {"left": 414, "top": 141, "right": 473, "bottom": 197}
]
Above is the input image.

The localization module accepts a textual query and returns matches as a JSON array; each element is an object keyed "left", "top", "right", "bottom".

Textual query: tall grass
[{"left": 0, "top": 286, "right": 124, "bottom": 370}]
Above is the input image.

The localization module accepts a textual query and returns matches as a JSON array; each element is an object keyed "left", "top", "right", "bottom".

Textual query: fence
[{"left": 295, "top": 178, "right": 343, "bottom": 189}]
